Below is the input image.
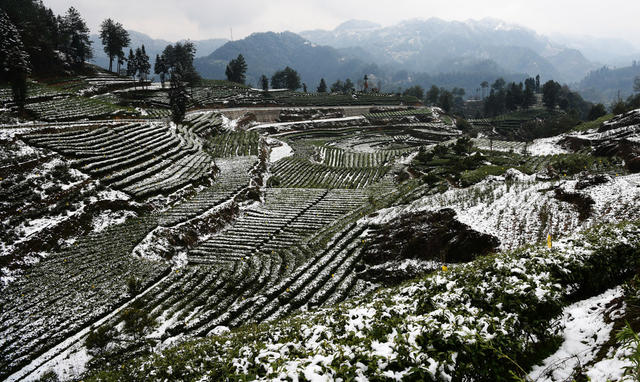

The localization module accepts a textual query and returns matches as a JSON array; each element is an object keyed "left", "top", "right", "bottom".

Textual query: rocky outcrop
[
  {"left": 575, "top": 173, "right": 611, "bottom": 190},
  {"left": 359, "top": 208, "right": 500, "bottom": 284}
]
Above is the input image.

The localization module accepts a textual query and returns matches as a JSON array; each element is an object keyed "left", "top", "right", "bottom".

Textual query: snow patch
[
  {"left": 528, "top": 287, "right": 625, "bottom": 382},
  {"left": 268, "top": 138, "right": 294, "bottom": 163}
]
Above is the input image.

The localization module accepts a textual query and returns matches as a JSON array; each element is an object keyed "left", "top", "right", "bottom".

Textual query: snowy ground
[
  {"left": 267, "top": 138, "right": 294, "bottom": 163},
  {"left": 366, "top": 170, "right": 640, "bottom": 251},
  {"left": 6, "top": 273, "right": 173, "bottom": 382},
  {"left": 529, "top": 287, "right": 629, "bottom": 381},
  {"left": 250, "top": 116, "right": 365, "bottom": 131},
  {"left": 528, "top": 136, "right": 570, "bottom": 155}
]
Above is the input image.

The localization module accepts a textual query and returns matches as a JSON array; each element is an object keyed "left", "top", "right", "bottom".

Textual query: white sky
[{"left": 45, "top": 0, "right": 640, "bottom": 47}]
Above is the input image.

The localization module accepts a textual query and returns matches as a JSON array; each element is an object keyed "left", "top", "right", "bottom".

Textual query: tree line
[
  {"left": 1, "top": 2, "right": 94, "bottom": 108},
  {"left": 224, "top": 54, "right": 368, "bottom": 95}
]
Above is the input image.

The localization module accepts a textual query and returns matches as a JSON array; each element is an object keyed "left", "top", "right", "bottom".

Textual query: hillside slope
[{"left": 194, "top": 31, "right": 372, "bottom": 87}]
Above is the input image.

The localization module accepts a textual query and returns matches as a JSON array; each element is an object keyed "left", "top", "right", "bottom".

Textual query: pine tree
[
  {"left": 136, "top": 45, "right": 150, "bottom": 84},
  {"left": 116, "top": 50, "right": 125, "bottom": 75},
  {"left": 60, "top": 7, "right": 93, "bottom": 69},
  {"left": 100, "top": 19, "right": 130, "bottom": 73},
  {"left": 330, "top": 80, "right": 344, "bottom": 93},
  {"left": 438, "top": 89, "right": 454, "bottom": 112},
  {"left": 161, "top": 42, "right": 199, "bottom": 86},
  {"left": 0, "top": 10, "right": 31, "bottom": 109},
  {"left": 271, "top": 67, "right": 300, "bottom": 91},
  {"left": 522, "top": 78, "right": 536, "bottom": 109},
  {"left": 154, "top": 54, "right": 167, "bottom": 88},
  {"left": 225, "top": 54, "right": 247, "bottom": 84},
  {"left": 426, "top": 85, "right": 440, "bottom": 105},
  {"left": 317, "top": 78, "right": 327, "bottom": 93},
  {"left": 344, "top": 79, "right": 355, "bottom": 93},
  {"left": 1, "top": 0, "right": 61, "bottom": 74},
  {"left": 260, "top": 74, "right": 269, "bottom": 92},
  {"left": 542, "top": 80, "right": 562, "bottom": 109},
  {"left": 126, "top": 48, "right": 136, "bottom": 79},
  {"left": 169, "top": 64, "right": 188, "bottom": 123}
]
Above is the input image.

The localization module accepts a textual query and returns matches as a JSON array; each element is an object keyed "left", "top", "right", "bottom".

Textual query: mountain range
[
  {"left": 193, "top": 31, "right": 376, "bottom": 89},
  {"left": 89, "top": 18, "right": 640, "bottom": 103},
  {"left": 300, "top": 18, "right": 600, "bottom": 84}
]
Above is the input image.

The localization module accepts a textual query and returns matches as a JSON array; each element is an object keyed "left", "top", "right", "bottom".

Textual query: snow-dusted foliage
[{"left": 85, "top": 222, "right": 640, "bottom": 381}]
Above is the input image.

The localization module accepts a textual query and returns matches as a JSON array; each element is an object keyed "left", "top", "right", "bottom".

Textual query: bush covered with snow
[{"left": 86, "top": 221, "right": 640, "bottom": 381}]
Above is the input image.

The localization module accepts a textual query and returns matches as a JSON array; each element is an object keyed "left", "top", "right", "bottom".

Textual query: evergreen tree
[
  {"left": 484, "top": 88, "right": 506, "bottom": 117},
  {"left": 99, "top": 19, "right": 130, "bottom": 73},
  {"left": 116, "top": 50, "right": 126, "bottom": 75},
  {"left": 317, "top": 78, "right": 327, "bottom": 93},
  {"left": 535, "top": 75, "right": 541, "bottom": 93},
  {"left": 426, "top": 85, "right": 440, "bottom": 105},
  {"left": 121, "top": 307, "right": 156, "bottom": 340},
  {"left": 60, "top": 7, "right": 93, "bottom": 69},
  {"left": 126, "top": 48, "right": 137, "bottom": 79},
  {"left": 403, "top": 85, "right": 424, "bottom": 100},
  {"left": 169, "top": 64, "right": 188, "bottom": 123},
  {"left": 136, "top": 45, "right": 150, "bottom": 83},
  {"left": 271, "top": 67, "right": 301, "bottom": 91},
  {"left": 588, "top": 103, "right": 607, "bottom": 121},
  {"left": 302, "top": 83, "right": 307, "bottom": 93},
  {"left": 160, "top": 42, "right": 200, "bottom": 86},
  {"left": 542, "top": 80, "right": 562, "bottom": 110},
  {"left": 491, "top": 78, "right": 506, "bottom": 92},
  {"left": 438, "top": 89, "right": 454, "bottom": 112},
  {"left": 343, "top": 79, "right": 355, "bottom": 93},
  {"left": 505, "top": 82, "right": 524, "bottom": 111},
  {"left": 258, "top": 74, "right": 269, "bottom": 92},
  {"left": 0, "top": 10, "right": 31, "bottom": 109},
  {"left": 330, "top": 80, "right": 344, "bottom": 93},
  {"left": 634, "top": 76, "right": 640, "bottom": 93},
  {"left": 451, "top": 87, "right": 466, "bottom": 110},
  {"left": 1, "top": 0, "right": 62, "bottom": 74},
  {"left": 154, "top": 54, "right": 167, "bottom": 88},
  {"left": 522, "top": 78, "right": 536, "bottom": 109},
  {"left": 225, "top": 54, "right": 247, "bottom": 84}
]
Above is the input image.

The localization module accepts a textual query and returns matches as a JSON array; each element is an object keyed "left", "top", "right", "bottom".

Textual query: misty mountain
[
  {"left": 577, "top": 63, "right": 640, "bottom": 104},
  {"left": 194, "top": 31, "right": 375, "bottom": 88},
  {"left": 90, "top": 30, "right": 227, "bottom": 73},
  {"left": 194, "top": 30, "right": 538, "bottom": 95},
  {"left": 551, "top": 33, "right": 640, "bottom": 66},
  {"left": 300, "top": 18, "right": 597, "bottom": 83}
]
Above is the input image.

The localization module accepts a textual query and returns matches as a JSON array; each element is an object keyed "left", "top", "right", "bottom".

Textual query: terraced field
[
  {"left": 6, "top": 90, "right": 637, "bottom": 381},
  {"left": 0, "top": 105, "right": 411, "bottom": 380},
  {"left": 318, "top": 146, "right": 411, "bottom": 167},
  {"left": 22, "top": 122, "right": 215, "bottom": 198},
  {"left": 271, "top": 156, "right": 391, "bottom": 188},
  {"left": 0, "top": 215, "right": 169, "bottom": 379},
  {"left": 108, "top": 187, "right": 386, "bottom": 342},
  {"left": 188, "top": 188, "right": 370, "bottom": 265}
]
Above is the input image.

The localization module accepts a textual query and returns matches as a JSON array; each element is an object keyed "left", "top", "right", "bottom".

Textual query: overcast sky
[{"left": 45, "top": 0, "right": 640, "bottom": 46}]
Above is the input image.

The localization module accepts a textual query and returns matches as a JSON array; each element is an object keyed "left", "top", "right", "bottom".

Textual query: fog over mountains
[
  {"left": 92, "top": 18, "right": 640, "bottom": 102},
  {"left": 300, "top": 18, "right": 601, "bottom": 83}
]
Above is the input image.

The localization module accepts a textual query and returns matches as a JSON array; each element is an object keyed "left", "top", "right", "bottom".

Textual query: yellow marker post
[{"left": 547, "top": 234, "right": 552, "bottom": 249}]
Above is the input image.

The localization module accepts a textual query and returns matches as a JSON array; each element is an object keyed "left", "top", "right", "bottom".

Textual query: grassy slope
[
  {"left": 87, "top": 221, "right": 640, "bottom": 381},
  {"left": 571, "top": 114, "right": 615, "bottom": 132}
]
